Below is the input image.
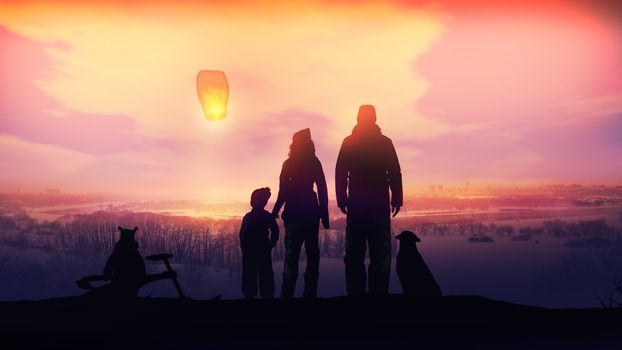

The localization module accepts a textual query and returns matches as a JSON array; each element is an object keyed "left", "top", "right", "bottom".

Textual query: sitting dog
[
  {"left": 396, "top": 230, "right": 442, "bottom": 297},
  {"left": 77, "top": 226, "right": 185, "bottom": 299},
  {"left": 78, "top": 226, "right": 146, "bottom": 299},
  {"left": 102, "top": 226, "right": 146, "bottom": 297}
]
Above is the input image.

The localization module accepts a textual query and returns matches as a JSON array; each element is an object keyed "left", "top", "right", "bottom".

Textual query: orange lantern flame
[{"left": 196, "top": 70, "right": 229, "bottom": 121}]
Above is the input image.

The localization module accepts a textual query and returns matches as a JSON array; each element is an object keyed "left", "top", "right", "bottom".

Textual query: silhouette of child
[{"left": 239, "top": 187, "right": 279, "bottom": 299}]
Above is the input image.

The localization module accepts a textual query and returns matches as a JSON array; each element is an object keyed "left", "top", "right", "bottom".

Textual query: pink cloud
[
  {"left": 406, "top": 3, "right": 622, "bottom": 184},
  {"left": 0, "top": 26, "right": 182, "bottom": 156}
]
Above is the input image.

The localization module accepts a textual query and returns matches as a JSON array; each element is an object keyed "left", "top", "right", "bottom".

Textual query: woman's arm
[
  {"left": 269, "top": 216, "right": 279, "bottom": 247},
  {"left": 271, "top": 161, "right": 288, "bottom": 217},
  {"left": 315, "top": 158, "right": 330, "bottom": 229}
]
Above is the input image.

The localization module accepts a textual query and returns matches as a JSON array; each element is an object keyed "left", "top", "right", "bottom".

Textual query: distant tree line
[{"left": 0, "top": 211, "right": 620, "bottom": 274}]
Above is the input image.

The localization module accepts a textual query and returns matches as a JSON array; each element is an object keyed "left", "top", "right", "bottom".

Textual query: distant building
[
  {"left": 437, "top": 185, "right": 444, "bottom": 193},
  {"left": 429, "top": 185, "right": 436, "bottom": 193},
  {"left": 45, "top": 189, "right": 61, "bottom": 195}
]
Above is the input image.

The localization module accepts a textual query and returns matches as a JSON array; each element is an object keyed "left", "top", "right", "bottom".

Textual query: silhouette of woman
[{"left": 272, "top": 128, "right": 329, "bottom": 298}]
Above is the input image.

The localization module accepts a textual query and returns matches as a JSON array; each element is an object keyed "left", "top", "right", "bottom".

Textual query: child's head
[{"left": 250, "top": 187, "right": 271, "bottom": 209}]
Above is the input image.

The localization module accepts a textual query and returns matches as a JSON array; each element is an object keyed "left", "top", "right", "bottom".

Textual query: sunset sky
[{"left": 1, "top": 0, "right": 621, "bottom": 200}]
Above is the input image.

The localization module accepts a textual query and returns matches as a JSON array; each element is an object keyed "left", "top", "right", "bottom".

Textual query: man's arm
[
  {"left": 387, "top": 139, "right": 403, "bottom": 216},
  {"left": 335, "top": 140, "right": 349, "bottom": 214}
]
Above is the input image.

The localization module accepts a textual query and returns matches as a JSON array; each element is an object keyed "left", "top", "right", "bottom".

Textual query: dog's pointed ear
[
  {"left": 117, "top": 226, "right": 122, "bottom": 231},
  {"left": 396, "top": 230, "right": 421, "bottom": 242},
  {"left": 133, "top": 227, "right": 138, "bottom": 232}
]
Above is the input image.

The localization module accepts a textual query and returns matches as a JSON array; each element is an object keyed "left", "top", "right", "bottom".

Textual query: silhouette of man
[{"left": 336, "top": 105, "right": 403, "bottom": 295}]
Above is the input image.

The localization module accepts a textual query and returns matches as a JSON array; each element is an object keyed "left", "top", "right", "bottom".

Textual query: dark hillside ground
[{"left": 1, "top": 295, "right": 620, "bottom": 349}]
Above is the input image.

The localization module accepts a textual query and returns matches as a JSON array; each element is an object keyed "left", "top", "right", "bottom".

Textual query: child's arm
[{"left": 239, "top": 215, "right": 248, "bottom": 250}]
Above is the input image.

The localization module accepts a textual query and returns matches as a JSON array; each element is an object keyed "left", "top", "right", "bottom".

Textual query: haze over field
[
  {"left": 1, "top": 0, "right": 621, "bottom": 201},
  {"left": 1, "top": 186, "right": 622, "bottom": 306}
]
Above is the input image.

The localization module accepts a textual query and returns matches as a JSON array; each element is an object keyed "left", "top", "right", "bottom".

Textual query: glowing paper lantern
[{"left": 196, "top": 70, "right": 229, "bottom": 121}]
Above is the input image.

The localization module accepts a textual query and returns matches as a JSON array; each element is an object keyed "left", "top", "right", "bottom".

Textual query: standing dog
[{"left": 396, "top": 230, "right": 441, "bottom": 297}]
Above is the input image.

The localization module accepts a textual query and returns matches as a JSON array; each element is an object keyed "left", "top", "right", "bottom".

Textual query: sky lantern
[{"left": 196, "top": 70, "right": 229, "bottom": 121}]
